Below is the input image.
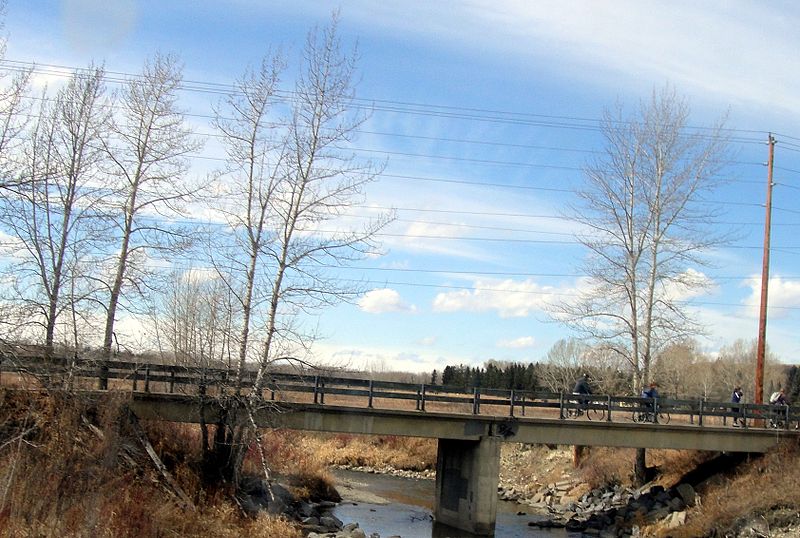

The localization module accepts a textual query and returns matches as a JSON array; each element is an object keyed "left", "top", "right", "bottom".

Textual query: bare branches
[
  {"left": 100, "top": 53, "right": 201, "bottom": 357},
  {"left": 555, "top": 86, "right": 730, "bottom": 392}
]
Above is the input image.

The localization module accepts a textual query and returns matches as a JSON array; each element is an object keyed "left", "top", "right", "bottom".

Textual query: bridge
[{"left": 2, "top": 354, "right": 799, "bottom": 536}]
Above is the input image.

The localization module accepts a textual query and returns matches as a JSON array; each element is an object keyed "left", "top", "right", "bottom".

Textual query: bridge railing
[{"left": 2, "top": 354, "right": 798, "bottom": 430}]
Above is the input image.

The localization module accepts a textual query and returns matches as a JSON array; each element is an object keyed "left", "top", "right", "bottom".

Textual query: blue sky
[{"left": 7, "top": 1, "right": 800, "bottom": 372}]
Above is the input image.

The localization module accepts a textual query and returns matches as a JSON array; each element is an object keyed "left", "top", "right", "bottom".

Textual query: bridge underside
[{"left": 129, "top": 393, "right": 792, "bottom": 453}]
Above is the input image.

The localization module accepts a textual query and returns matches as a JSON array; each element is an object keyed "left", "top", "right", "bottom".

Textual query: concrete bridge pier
[{"left": 433, "top": 435, "right": 501, "bottom": 536}]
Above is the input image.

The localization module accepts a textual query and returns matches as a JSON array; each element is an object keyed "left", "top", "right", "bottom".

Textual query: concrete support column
[{"left": 434, "top": 435, "right": 500, "bottom": 536}]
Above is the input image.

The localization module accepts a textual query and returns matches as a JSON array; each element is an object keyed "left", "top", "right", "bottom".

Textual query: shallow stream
[{"left": 331, "top": 469, "right": 577, "bottom": 537}]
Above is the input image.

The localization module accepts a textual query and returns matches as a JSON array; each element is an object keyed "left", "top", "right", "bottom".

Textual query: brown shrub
[{"left": 0, "top": 390, "right": 302, "bottom": 537}]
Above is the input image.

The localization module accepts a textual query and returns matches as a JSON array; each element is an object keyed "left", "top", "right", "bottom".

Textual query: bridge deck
[{"left": 128, "top": 392, "right": 797, "bottom": 453}]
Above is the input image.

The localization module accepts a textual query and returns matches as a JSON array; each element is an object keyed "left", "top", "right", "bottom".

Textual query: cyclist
[
  {"left": 640, "top": 382, "right": 659, "bottom": 422},
  {"left": 571, "top": 373, "right": 593, "bottom": 416},
  {"left": 769, "top": 388, "right": 788, "bottom": 428}
]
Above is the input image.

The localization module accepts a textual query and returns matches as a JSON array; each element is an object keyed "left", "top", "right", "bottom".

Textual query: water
[{"left": 332, "top": 469, "right": 576, "bottom": 537}]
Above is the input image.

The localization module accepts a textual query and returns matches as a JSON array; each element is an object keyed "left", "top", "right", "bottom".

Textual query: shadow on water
[{"left": 332, "top": 469, "right": 574, "bottom": 538}]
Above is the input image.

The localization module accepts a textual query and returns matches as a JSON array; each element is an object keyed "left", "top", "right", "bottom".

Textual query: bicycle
[
  {"left": 632, "top": 410, "right": 670, "bottom": 424},
  {"left": 564, "top": 400, "right": 606, "bottom": 421}
]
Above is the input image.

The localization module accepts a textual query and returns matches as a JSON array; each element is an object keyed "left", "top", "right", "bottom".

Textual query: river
[{"left": 332, "top": 469, "right": 577, "bottom": 537}]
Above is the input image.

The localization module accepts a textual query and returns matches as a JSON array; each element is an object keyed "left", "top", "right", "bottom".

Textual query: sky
[{"left": 5, "top": 1, "right": 800, "bottom": 373}]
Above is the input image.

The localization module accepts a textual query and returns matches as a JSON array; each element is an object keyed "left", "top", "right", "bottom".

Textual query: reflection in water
[{"left": 332, "top": 469, "right": 570, "bottom": 538}]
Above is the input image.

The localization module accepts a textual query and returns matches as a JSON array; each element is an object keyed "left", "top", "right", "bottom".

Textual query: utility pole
[{"left": 755, "top": 134, "right": 775, "bottom": 404}]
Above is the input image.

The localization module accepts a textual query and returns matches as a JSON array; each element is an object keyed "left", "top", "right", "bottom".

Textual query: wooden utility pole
[{"left": 755, "top": 134, "right": 776, "bottom": 404}]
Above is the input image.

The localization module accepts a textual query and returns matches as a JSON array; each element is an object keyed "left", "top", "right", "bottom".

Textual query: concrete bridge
[
  {"left": 128, "top": 391, "right": 796, "bottom": 536},
  {"left": 3, "top": 355, "right": 799, "bottom": 536}
]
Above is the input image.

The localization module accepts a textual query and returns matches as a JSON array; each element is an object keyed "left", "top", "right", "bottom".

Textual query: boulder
[
  {"left": 675, "top": 483, "right": 696, "bottom": 507},
  {"left": 665, "top": 510, "right": 687, "bottom": 529}
]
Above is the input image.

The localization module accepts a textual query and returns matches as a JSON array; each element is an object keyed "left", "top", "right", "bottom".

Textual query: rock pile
[
  {"left": 334, "top": 463, "right": 435, "bottom": 480},
  {"left": 237, "top": 476, "right": 376, "bottom": 537},
  {"left": 307, "top": 521, "right": 396, "bottom": 538},
  {"left": 526, "top": 481, "right": 697, "bottom": 537}
]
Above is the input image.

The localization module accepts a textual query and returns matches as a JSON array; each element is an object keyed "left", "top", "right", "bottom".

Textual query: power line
[{"left": 1, "top": 59, "right": 785, "bottom": 146}]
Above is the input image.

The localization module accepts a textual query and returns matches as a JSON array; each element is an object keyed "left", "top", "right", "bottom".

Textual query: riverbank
[{"left": 303, "top": 432, "right": 800, "bottom": 537}]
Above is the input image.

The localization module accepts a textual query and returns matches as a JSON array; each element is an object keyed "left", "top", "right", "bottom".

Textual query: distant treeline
[{"left": 436, "top": 362, "right": 539, "bottom": 391}]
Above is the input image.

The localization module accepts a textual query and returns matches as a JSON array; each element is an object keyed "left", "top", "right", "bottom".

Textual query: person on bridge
[
  {"left": 770, "top": 388, "right": 787, "bottom": 406},
  {"left": 641, "top": 382, "right": 659, "bottom": 422},
  {"left": 641, "top": 381, "right": 659, "bottom": 400},
  {"left": 572, "top": 373, "right": 593, "bottom": 413},
  {"left": 573, "top": 373, "right": 593, "bottom": 396},
  {"left": 730, "top": 386, "right": 744, "bottom": 427}
]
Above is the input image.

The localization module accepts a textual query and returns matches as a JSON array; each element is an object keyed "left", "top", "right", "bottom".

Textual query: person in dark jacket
[
  {"left": 641, "top": 382, "right": 659, "bottom": 399},
  {"left": 730, "top": 386, "right": 744, "bottom": 427},
  {"left": 571, "top": 373, "right": 593, "bottom": 414},
  {"left": 640, "top": 382, "right": 659, "bottom": 422},
  {"left": 573, "top": 373, "right": 592, "bottom": 395}
]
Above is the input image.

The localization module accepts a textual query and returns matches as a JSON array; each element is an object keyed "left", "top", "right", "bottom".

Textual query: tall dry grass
[
  {"left": 0, "top": 389, "right": 302, "bottom": 538},
  {"left": 655, "top": 440, "right": 800, "bottom": 537}
]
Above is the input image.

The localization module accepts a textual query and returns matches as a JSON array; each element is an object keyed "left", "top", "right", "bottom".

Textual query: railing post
[
  {"left": 313, "top": 376, "right": 319, "bottom": 404},
  {"left": 270, "top": 388, "right": 275, "bottom": 401},
  {"left": 742, "top": 402, "right": 748, "bottom": 429},
  {"left": 99, "top": 359, "right": 109, "bottom": 390},
  {"left": 199, "top": 371, "right": 206, "bottom": 396},
  {"left": 606, "top": 394, "right": 612, "bottom": 422},
  {"left": 785, "top": 405, "right": 790, "bottom": 430},
  {"left": 416, "top": 386, "right": 421, "bottom": 411},
  {"left": 559, "top": 392, "right": 565, "bottom": 419},
  {"left": 472, "top": 387, "right": 480, "bottom": 415},
  {"left": 521, "top": 393, "right": 526, "bottom": 416},
  {"left": 132, "top": 366, "right": 138, "bottom": 392},
  {"left": 368, "top": 380, "right": 374, "bottom": 408},
  {"left": 421, "top": 384, "right": 426, "bottom": 412},
  {"left": 509, "top": 389, "right": 515, "bottom": 417},
  {"left": 144, "top": 365, "right": 150, "bottom": 393},
  {"left": 699, "top": 399, "right": 705, "bottom": 427},
  {"left": 320, "top": 378, "right": 325, "bottom": 405},
  {"left": 169, "top": 370, "right": 175, "bottom": 394},
  {"left": 653, "top": 397, "right": 659, "bottom": 424}
]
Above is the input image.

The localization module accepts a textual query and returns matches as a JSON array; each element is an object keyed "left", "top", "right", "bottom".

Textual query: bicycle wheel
[
  {"left": 657, "top": 412, "right": 670, "bottom": 425},
  {"left": 588, "top": 408, "right": 606, "bottom": 421},
  {"left": 632, "top": 411, "right": 644, "bottom": 423}
]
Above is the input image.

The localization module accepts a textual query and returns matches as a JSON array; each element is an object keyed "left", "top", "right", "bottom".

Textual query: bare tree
[
  {"left": 538, "top": 338, "right": 590, "bottom": 392},
  {"left": 210, "top": 52, "right": 286, "bottom": 392},
  {"left": 202, "top": 16, "right": 391, "bottom": 486},
  {"left": 556, "top": 86, "right": 729, "bottom": 394},
  {"left": 554, "top": 86, "right": 729, "bottom": 484},
  {"left": 0, "top": 67, "right": 109, "bottom": 360},
  {"left": 99, "top": 54, "right": 200, "bottom": 379},
  {"left": 247, "top": 17, "right": 391, "bottom": 394}
]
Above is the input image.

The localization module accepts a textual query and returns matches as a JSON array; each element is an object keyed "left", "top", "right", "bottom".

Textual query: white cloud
[
  {"left": 432, "top": 278, "right": 569, "bottom": 318},
  {"left": 742, "top": 275, "right": 800, "bottom": 319},
  {"left": 358, "top": 288, "right": 416, "bottom": 314},
  {"left": 417, "top": 336, "right": 437, "bottom": 346},
  {"left": 497, "top": 336, "right": 535, "bottom": 349}
]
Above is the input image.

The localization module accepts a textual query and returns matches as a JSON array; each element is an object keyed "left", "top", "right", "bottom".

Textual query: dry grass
[
  {"left": 261, "top": 429, "right": 437, "bottom": 472},
  {"left": 651, "top": 440, "right": 800, "bottom": 537},
  {"left": 0, "top": 389, "right": 302, "bottom": 538},
  {"left": 577, "top": 447, "right": 715, "bottom": 490}
]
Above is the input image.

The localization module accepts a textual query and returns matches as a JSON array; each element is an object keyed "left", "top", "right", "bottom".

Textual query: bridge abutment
[{"left": 434, "top": 435, "right": 500, "bottom": 536}]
